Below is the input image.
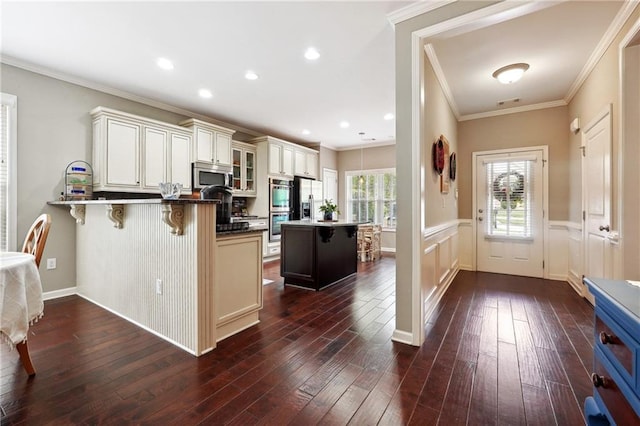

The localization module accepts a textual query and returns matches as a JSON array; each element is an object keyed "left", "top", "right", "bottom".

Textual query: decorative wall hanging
[
  {"left": 439, "top": 136, "right": 450, "bottom": 194},
  {"left": 449, "top": 152, "right": 457, "bottom": 181},
  {"left": 432, "top": 137, "right": 445, "bottom": 175},
  {"left": 492, "top": 171, "right": 524, "bottom": 209}
]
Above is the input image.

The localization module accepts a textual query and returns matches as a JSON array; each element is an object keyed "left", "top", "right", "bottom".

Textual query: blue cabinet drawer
[
  {"left": 596, "top": 307, "right": 638, "bottom": 390},
  {"left": 593, "top": 347, "right": 640, "bottom": 425}
]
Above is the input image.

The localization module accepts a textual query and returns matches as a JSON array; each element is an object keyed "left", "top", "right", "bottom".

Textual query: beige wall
[
  {"left": 319, "top": 146, "right": 337, "bottom": 172},
  {"left": 458, "top": 106, "right": 570, "bottom": 220},
  {"left": 568, "top": 5, "right": 640, "bottom": 278},
  {"left": 424, "top": 53, "right": 458, "bottom": 227},
  {"left": 1, "top": 64, "right": 195, "bottom": 292},
  {"left": 336, "top": 144, "right": 396, "bottom": 213}
]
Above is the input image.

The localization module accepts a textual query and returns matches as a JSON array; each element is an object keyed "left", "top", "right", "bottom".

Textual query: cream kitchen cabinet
[
  {"left": 267, "top": 139, "right": 294, "bottom": 178},
  {"left": 294, "top": 147, "right": 318, "bottom": 179},
  {"left": 180, "top": 119, "right": 235, "bottom": 169},
  {"left": 232, "top": 141, "right": 257, "bottom": 197},
  {"left": 91, "top": 107, "right": 193, "bottom": 194},
  {"left": 215, "top": 232, "right": 263, "bottom": 340}
]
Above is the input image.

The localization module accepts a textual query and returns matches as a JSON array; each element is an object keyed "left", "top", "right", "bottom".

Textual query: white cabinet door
[
  {"left": 106, "top": 119, "right": 140, "bottom": 186},
  {"left": 269, "top": 143, "right": 282, "bottom": 175},
  {"left": 194, "top": 128, "right": 214, "bottom": 163},
  {"left": 170, "top": 133, "right": 192, "bottom": 190},
  {"left": 306, "top": 152, "right": 318, "bottom": 179},
  {"left": 215, "top": 132, "right": 232, "bottom": 167},
  {"left": 282, "top": 144, "right": 294, "bottom": 177},
  {"left": 244, "top": 149, "right": 256, "bottom": 195},
  {"left": 294, "top": 150, "right": 306, "bottom": 176},
  {"left": 142, "top": 127, "right": 167, "bottom": 190}
]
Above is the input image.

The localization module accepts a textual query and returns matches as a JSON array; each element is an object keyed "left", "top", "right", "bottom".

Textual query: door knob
[
  {"left": 478, "top": 217, "right": 483, "bottom": 222},
  {"left": 478, "top": 209, "right": 483, "bottom": 213},
  {"left": 599, "top": 225, "right": 610, "bottom": 232}
]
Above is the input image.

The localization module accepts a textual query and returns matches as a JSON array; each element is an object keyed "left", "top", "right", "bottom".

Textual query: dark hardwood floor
[{"left": 1, "top": 255, "right": 594, "bottom": 425}]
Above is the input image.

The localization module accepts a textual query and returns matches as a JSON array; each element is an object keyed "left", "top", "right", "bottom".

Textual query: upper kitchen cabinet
[
  {"left": 91, "top": 107, "right": 193, "bottom": 194},
  {"left": 251, "top": 136, "right": 294, "bottom": 179},
  {"left": 232, "top": 141, "right": 257, "bottom": 197},
  {"left": 293, "top": 146, "right": 318, "bottom": 179},
  {"left": 180, "top": 119, "right": 235, "bottom": 169}
]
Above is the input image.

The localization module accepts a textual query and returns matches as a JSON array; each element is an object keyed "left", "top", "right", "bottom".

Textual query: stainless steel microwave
[{"left": 192, "top": 162, "right": 233, "bottom": 189}]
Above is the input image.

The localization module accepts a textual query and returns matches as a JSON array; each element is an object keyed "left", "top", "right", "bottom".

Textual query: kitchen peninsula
[
  {"left": 280, "top": 220, "right": 360, "bottom": 291},
  {"left": 49, "top": 198, "right": 263, "bottom": 356}
]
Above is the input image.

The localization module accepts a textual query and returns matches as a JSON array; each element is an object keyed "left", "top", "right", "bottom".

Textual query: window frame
[
  {"left": 345, "top": 167, "right": 396, "bottom": 230},
  {"left": 1, "top": 93, "right": 18, "bottom": 252}
]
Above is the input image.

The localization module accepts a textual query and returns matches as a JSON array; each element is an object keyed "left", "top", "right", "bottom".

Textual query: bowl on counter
[{"left": 159, "top": 182, "right": 183, "bottom": 199}]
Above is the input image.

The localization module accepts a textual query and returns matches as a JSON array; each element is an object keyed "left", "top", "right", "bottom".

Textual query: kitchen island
[
  {"left": 49, "top": 198, "right": 263, "bottom": 356},
  {"left": 280, "top": 220, "right": 360, "bottom": 291}
]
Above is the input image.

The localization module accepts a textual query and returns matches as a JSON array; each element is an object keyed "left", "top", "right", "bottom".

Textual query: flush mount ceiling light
[
  {"left": 384, "top": 113, "right": 395, "bottom": 120},
  {"left": 245, "top": 71, "right": 259, "bottom": 80},
  {"left": 339, "top": 121, "right": 350, "bottom": 129},
  {"left": 492, "top": 63, "right": 530, "bottom": 84},
  {"left": 304, "top": 47, "right": 320, "bottom": 60},
  {"left": 302, "top": 129, "right": 311, "bottom": 135},
  {"left": 156, "top": 57, "right": 174, "bottom": 70}
]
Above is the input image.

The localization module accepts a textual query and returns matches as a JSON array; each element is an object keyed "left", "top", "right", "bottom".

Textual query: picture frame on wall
[{"left": 440, "top": 137, "right": 450, "bottom": 194}]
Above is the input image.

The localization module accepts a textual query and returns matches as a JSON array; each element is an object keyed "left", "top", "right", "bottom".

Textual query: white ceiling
[{"left": 0, "top": 1, "right": 630, "bottom": 150}]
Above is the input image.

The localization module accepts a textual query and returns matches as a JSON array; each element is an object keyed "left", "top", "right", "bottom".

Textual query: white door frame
[{"left": 471, "top": 146, "right": 549, "bottom": 277}]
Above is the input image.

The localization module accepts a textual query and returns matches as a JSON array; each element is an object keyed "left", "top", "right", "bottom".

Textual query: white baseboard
[
  {"left": 391, "top": 329, "right": 414, "bottom": 345},
  {"left": 567, "top": 271, "right": 583, "bottom": 296},
  {"left": 424, "top": 267, "right": 458, "bottom": 324},
  {"left": 548, "top": 273, "right": 568, "bottom": 282},
  {"left": 42, "top": 286, "right": 77, "bottom": 301},
  {"left": 382, "top": 247, "right": 396, "bottom": 253}
]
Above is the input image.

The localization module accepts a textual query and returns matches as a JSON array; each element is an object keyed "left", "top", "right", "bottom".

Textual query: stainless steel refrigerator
[{"left": 292, "top": 176, "right": 324, "bottom": 221}]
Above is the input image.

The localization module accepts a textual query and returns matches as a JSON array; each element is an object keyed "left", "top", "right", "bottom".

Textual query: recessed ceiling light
[
  {"left": 384, "top": 113, "right": 395, "bottom": 120},
  {"left": 492, "top": 63, "right": 530, "bottom": 84},
  {"left": 339, "top": 121, "right": 350, "bottom": 129},
  {"left": 304, "top": 47, "right": 320, "bottom": 61},
  {"left": 156, "top": 57, "right": 174, "bottom": 70},
  {"left": 198, "top": 89, "right": 213, "bottom": 99},
  {"left": 302, "top": 129, "right": 311, "bottom": 135},
  {"left": 245, "top": 71, "right": 259, "bottom": 80}
]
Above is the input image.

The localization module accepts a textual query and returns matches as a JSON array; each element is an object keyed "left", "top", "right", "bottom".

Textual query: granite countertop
[
  {"left": 48, "top": 198, "right": 220, "bottom": 205},
  {"left": 282, "top": 219, "right": 363, "bottom": 227}
]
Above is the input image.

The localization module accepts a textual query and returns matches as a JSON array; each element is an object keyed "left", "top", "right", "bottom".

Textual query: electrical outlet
[
  {"left": 46, "top": 258, "right": 57, "bottom": 270},
  {"left": 156, "top": 279, "right": 163, "bottom": 295}
]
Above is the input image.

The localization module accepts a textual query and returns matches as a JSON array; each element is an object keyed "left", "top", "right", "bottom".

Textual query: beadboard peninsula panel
[{"left": 76, "top": 203, "right": 215, "bottom": 355}]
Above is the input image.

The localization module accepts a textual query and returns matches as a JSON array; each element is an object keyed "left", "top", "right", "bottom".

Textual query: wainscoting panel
[
  {"left": 567, "top": 223, "right": 583, "bottom": 294},
  {"left": 458, "top": 220, "right": 473, "bottom": 270},
  {"left": 548, "top": 222, "right": 570, "bottom": 281},
  {"left": 420, "top": 221, "right": 460, "bottom": 324}
]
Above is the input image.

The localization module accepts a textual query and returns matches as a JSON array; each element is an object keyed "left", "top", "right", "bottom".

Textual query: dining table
[{"left": 1, "top": 251, "right": 44, "bottom": 374}]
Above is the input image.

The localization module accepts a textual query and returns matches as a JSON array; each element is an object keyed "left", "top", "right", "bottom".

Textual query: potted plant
[{"left": 319, "top": 199, "right": 340, "bottom": 221}]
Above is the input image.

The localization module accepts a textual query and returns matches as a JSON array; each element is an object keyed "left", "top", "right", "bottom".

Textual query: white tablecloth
[{"left": 0, "top": 252, "right": 44, "bottom": 347}]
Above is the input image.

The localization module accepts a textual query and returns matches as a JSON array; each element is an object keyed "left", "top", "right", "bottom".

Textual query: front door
[
  {"left": 583, "top": 106, "right": 612, "bottom": 302},
  {"left": 475, "top": 149, "right": 544, "bottom": 277}
]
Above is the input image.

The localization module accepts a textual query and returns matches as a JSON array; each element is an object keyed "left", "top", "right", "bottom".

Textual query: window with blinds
[
  {"left": 484, "top": 159, "right": 535, "bottom": 239},
  {"left": 1, "top": 103, "right": 9, "bottom": 251},
  {"left": 346, "top": 169, "right": 396, "bottom": 228}
]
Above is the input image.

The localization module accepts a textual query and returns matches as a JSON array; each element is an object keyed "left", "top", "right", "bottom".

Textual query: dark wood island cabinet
[{"left": 280, "top": 220, "right": 360, "bottom": 291}]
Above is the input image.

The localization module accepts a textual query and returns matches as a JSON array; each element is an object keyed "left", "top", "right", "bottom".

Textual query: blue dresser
[{"left": 584, "top": 277, "right": 640, "bottom": 425}]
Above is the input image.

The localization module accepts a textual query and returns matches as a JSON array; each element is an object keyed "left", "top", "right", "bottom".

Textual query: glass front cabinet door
[{"left": 231, "top": 141, "right": 257, "bottom": 197}]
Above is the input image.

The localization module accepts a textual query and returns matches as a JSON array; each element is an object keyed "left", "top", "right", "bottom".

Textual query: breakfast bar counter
[{"left": 280, "top": 220, "right": 360, "bottom": 291}]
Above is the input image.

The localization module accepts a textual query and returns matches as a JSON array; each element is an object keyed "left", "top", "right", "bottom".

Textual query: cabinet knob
[
  {"left": 591, "top": 373, "right": 608, "bottom": 388},
  {"left": 599, "top": 331, "right": 615, "bottom": 345},
  {"left": 599, "top": 225, "right": 610, "bottom": 232}
]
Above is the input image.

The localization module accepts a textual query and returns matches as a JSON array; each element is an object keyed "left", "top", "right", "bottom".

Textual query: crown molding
[
  {"left": 0, "top": 54, "right": 263, "bottom": 137},
  {"left": 565, "top": 0, "right": 639, "bottom": 103},
  {"left": 387, "top": 0, "right": 456, "bottom": 26},
  {"left": 424, "top": 43, "right": 461, "bottom": 120},
  {"left": 458, "top": 99, "right": 567, "bottom": 122},
  {"left": 334, "top": 140, "right": 396, "bottom": 152}
]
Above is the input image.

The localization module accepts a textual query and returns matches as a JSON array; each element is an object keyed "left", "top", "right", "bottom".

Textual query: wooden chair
[
  {"left": 357, "top": 224, "right": 381, "bottom": 262},
  {"left": 17, "top": 213, "right": 51, "bottom": 375},
  {"left": 22, "top": 213, "right": 52, "bottom": 268}
]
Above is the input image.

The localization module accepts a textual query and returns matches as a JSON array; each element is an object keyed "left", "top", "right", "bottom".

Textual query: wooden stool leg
[{"left": 16, "top": 341, "right": 36, "bottom": 376}]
